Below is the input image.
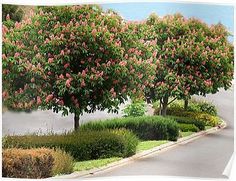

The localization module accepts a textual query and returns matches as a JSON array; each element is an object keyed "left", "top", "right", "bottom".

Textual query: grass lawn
[
  {"left": 136, "top": 140, "right": 169, "bottom": 152},
  {"left": 73, "top": 140, "right": 169, "bottom": 172},
  {"left": 180, "top": 131, "right": 194, "bottom": 137},
  {"left": 206, "top": 126, "right": 213, "bottom": 130},
  {"left": 73, "top": 157, "right": 122, "bottom": 172}
]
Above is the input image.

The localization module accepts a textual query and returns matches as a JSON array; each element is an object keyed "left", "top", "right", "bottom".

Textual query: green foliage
[
  {"left": 81, "top": 116, "right": 179, "bottom": 141},
  {"left": 178, "top": 123, "right": 199, "bottom": 132},
  {"left": 2, "top": 148, "right": 54, "bottom": 178},
  {"left": 189, "top": 99, "right": 217, "bottom": 116},
  {"left": 142, "top": 13, "right": 233, "bottom": 112},
  {"left": 2, "top": 4, "right": 24, "bottom": 22},
  {"left": 2, "top": 5, "right": 156, "bottom": 117},
  {"left": 51, "top": 149, "right": 74, "bottom": 176},
  {"left": 3, "top": 129, "right": 138, "bottom": 161},
  {"left": 123, "top": 101, "right": 146, "bottom": 117},
  {"left": 166, "top": 111, "right": 220, "bottom": 127},
  {"left": 169, "top": 116, "right": 205, "bottom": 130},
  {"left": 153, "top": 99, "right": 217, "bottom": 117}
]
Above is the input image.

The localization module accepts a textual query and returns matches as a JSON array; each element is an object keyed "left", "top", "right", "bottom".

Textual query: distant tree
[
  {"left": 2, "top": 5, "right": 156, "bottom": 130},
  {"left": 142, "top": 13, "right": 233, "bottom": 115},
  {"left": 2, "top": 4, "right": 24, "bottom": 22}
]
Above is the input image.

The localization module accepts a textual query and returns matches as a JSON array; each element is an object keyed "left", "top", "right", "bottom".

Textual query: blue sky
[{"left": 101, "top": 2, "right": 234, "bottom": 41}]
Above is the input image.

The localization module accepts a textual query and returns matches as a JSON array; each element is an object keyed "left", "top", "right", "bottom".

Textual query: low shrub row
[
  {"left": 166, "top": 111, "right": 220, "bottom": 126},
  {"left": 3, "top": 129, "right": 139, "bottom": 161},
  {"left": 178, "top": 123, "right": 199, "bottom": 132},
  {"left": 80, "top": 116, "right": 179, "bottom": 141},
  {"left": 169, "top": 116, "right": 205, "bottom": 130},
  {"left": 2, "top": 148, "right": 74, "bottom": 178}
]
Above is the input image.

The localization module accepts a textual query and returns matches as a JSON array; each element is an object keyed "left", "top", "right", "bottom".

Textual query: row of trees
[{"left": 2, "top": 5, "right": 234, "bottom": 130}]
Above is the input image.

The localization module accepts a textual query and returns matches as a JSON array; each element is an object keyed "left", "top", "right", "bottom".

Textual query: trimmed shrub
[
  {"left": 51, "top": 149, "right": 74, "bottom": 176},
  {"left": 80, "top": 116, "right": 179, "bottom": 141},
  {"left": 178, "top": 123, "right": 199, "bottom": 132},
  {"left": 111, "top": 129, "right": 139, "bottom": 157},
  {"left": 2, "top": 148, "right": 54, "bottom": 178},
  {"left": 3, "top": 129, "right": 138, "bottom": 161},
  {"left": 168, "top": 111, "right": 220, "bottom": 126},
  {"left": 169, "top": 116, "right": 205, "bottom": 130},
  {"left": 123, "top": 101, "right": 146, "bottom": 117}
]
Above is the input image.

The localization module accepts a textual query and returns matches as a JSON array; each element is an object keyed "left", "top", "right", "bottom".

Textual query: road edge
[{"left": 54, "top": 119, "right": 227, "bottom": 179}]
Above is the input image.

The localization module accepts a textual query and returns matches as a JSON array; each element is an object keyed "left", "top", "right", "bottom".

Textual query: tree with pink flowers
[
  {"left": 143, "top": 13, "right": 233, "bottom": 115},
  {"left": 2, "top": 6, "right": 156, "bottom": 130}
]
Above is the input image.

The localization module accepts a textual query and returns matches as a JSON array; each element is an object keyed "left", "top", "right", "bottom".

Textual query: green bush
[
  {"left": 51, "top": 149, "right": 74, "bottom": 176},
  {"left": 169, "top": 116, "right": 205, "bottom": 130},
  {"left": 188, "top": 99, "right": 217, "bottom": 116},
  {"left": 178, "top": 123, "right": 199, "bottom": 132},
  {"left": 81, "top": 116, "right": 179, "bottom": 141},
  {"left": 153, "top": 99, "right": 217, "bottom": 116},
  {"left": 2, "top": 148, "right": 54, "bottom": 178},
  {"left": 123, "top": 101, "right": 146, "bottom": 117},
  {"left": 3, "top": 129, "right": 138, "bottom": 161}
]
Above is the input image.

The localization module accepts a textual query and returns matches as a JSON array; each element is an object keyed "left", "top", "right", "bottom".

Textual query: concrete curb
[{"left": 53, "top": 119, "right": 227, "bottom": 179}]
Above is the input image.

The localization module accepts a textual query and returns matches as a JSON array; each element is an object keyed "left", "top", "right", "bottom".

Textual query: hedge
[
  {"left": 168, "top": 116, "right": 205, "bottom": 131},
  {"left": 2, "top": 148, "right": 74, "bottom": 178},
  {"left": 178, "top": 123, "right": 199, "bottom": 132},
  {"left": 166, "top": 111, "right": 220, "bottom": 126},
  {"left": 80, "top": 116, "right": 179, "bottom": 141},
  {"left": 3, "top": 148, "right": 52, "bottom": 178},
  {"left": 3, "top": 129, "right": 139, "bottom": 161}
]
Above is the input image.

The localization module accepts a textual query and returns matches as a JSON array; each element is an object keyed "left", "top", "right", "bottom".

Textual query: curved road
[{"left": 88, "top": 87, "right": 234, "bottom": 178}]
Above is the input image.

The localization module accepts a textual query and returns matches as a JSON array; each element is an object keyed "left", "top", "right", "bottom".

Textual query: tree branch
[{"left": 167, "top": 97, "right": 177, "bottom": 105}]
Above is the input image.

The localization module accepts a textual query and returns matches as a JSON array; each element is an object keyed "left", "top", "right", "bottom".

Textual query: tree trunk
[
  {"left": 74, "top": 112, "right": 80, "bottom": 131},
  {"left": 159, "top": 100, "right": 162, "bottom": 115},
  {"left": 184, "top": 98, "right": 189, "bottom": 110},
  {"left": 161, "top": 96, "right": 168, "bottom": 116}
]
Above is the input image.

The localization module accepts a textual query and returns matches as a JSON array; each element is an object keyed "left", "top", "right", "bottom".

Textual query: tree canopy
[{"left": 2, "top": 5, "right": 156, "bottom": 129}]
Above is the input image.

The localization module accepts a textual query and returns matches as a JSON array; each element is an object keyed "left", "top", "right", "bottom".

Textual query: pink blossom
[
  {"left": 2, "top": 25, "right": 8, "bottom": 35},
  {"left": 91, "top": 29, "right": 97, "bottom": 37},
  {"left": 31, "top": 78, "right": 35, "bottom": 83},
  {"left": 153, "top": 51, "right": 157, "bottom": 57},
  {"left": 66, "top": 73, "right": 71, "bottom": 78},
  {"left": 81, "top": 80, "right": 86, "bottom": 87},
  {"left": 48, "top": 58, "right": 54, "bottom": 63},
  {"left": 66, "top": 79, "right": 72, "bottom": 88},
  {"left": 64, "top": 63, "right": 70, "bottom": 69},
  {"left": 2, "top": 54, "right": 7, "bottom": 60},
  {"left": 119, "top": 61, "right": 127, "bottom": 67},
  {"left": 14, "top": 52, "right": 20, "bottom": 58},
  {"left": 59, "top": 74, "right": 64, "bottom": 79},
  {"left": 45, "top": 94, "right": 53, "bottom": 103},
  {"left": 34, "top": 45, "right": 38, "bottom": 51},
  {"left": 38, "top": 30, "right": 43, "bottom": 34},
  {"left": 6, "top": 14, "right": 10, "bottom": 20},
  {"left": 60, "top": 50, "right": 65, "bottom": 56},
  {"left": 81, "top": 70, "right": 86, "bottom": 77},
  {"left": 58, "top": 100, "right": 64, "bottom": 106},
  {"left": 2, "top": 91, "right": 8, "bottom": 98},
  {"left": 112, "top": 92, "right": 116, "bottom": 98},
  {"left": 37, "top": 96, "right": 42, "bottom": 105}
]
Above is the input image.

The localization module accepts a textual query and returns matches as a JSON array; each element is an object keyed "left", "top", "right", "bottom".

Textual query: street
[{"left": 86, "top": 87, "right": 234, "bottom": 178}]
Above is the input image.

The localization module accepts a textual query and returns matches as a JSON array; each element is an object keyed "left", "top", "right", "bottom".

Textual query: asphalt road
[{"left": 88, "top": 87, "right": 234, "bottom": 179}]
